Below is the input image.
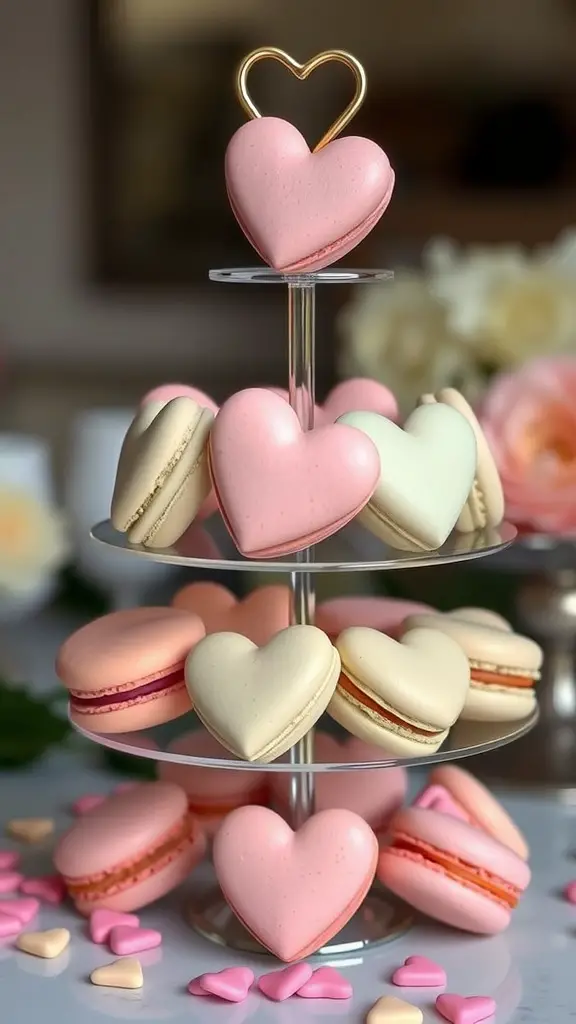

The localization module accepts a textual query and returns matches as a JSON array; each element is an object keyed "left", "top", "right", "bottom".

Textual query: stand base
[{"left": 186, "top": 885, "right": 413, "bottom": 959}]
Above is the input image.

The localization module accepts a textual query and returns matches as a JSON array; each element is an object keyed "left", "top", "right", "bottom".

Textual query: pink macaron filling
[
  {"left": 386, "top": 831, "right": 521, "bottom": 909},
  {"left": 62, "top": 814, "right": 197, "bottom": 904},
  {"left": 69, "top": 665, "right": 185, "bottom": 713}
]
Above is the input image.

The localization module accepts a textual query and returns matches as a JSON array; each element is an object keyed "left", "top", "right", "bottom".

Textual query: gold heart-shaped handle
[{"left": 235, "top": 46, "right": 367, "bottom": 153}]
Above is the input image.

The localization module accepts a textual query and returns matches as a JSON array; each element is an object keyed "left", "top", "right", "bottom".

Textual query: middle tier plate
[
  {"left": 92, "top": 518, "right": 517, "bottom": 574},
  {"left": 72, "top": 711, "right": 538, "bottom": 772}
]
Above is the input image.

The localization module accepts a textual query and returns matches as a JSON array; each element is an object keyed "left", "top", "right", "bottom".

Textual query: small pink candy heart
[
  {"left": 436, "top": 993, "right": 496, "bottom": 1024},
  {"left": 296, "top": 966, "right": 353, "bottom": 1000},
  {"left": 0, "top": 910, "right": 23, "bottom": 938},
  {"left": 72, "top": 793, "right": 107, "bottom": 816},
  {"left": 89, "top": 909, "right": 140, "bottom": 944},
  {"left": 564, "top": 880, "right": 576, "bottom": 904},
  {"left": 20, "top": 875, "right": 66, "bottom": 905},
  {"left": 188, "top": 967, "right": 254, "bottom": 1003},
  {"left": 0, "top": 898, "right": 40, "bottom": 924},
  {"left": 258, "top": 963, "right": 313, "bottom": 1001},
  {"left": 0, "top": 872, "right": 23, "bottom": 894},
  {"left": 108, "top": 925, "right": 162, "bottom": 956},
  {"left": 0, "top": 851, "right": 20, "bottom": 871},
  {"left": 392, "top": 955, "right": 447, "bottom": 988},
  {"left": 413, "top": 785, "right": 470, "bottom": 823}
]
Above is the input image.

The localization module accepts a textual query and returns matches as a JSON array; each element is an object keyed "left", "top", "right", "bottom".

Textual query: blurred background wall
[{"left": 1, "top": 0, "right": 576, "bottom": 483}]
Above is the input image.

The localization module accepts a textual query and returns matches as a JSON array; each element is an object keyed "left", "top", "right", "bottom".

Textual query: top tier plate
[{"left": 92, "top": 518, "right": 517, "bottom": 574}]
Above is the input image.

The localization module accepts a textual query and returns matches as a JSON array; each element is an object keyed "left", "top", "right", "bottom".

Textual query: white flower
[
  {"left": 424, "top": 236, "right": 576, "bottom": 367},
  {"left": 338, "top": 275, "right": 482, "bottom": 416},
  {"left": 0, "top": 489, "right": 68, "bottom": 596},
  {"left": 423, "top": 237, "right": 529, "bottom": 346}
]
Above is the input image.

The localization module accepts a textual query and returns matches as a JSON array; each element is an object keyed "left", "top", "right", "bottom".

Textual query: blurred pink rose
[{"left": 480, "top": 357, "right": 576, "bottom": 534}]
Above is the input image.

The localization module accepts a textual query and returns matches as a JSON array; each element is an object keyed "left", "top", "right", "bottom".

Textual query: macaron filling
[
  {"left": 386, "top": 831, "right": 520, "bottom": 909},
  {"left": 469, "top": 660, "right": 540, "bottom": 693},
  {"left": 69, "top": 665, "right": 185, "bottom": 713},
  {"left": 63, "top": 814, "right": 195, "bottom": 902},
  {"left": 337, "top": 672, "right": 444, "bottom": 745}
]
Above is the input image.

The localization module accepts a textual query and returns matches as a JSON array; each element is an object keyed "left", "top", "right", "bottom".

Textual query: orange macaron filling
[
  {"left": 469, "top": 661, "right": 539, "bottom": 691},
  {"left": 387, "top": 831, "right": 520, "bottom": 909},
  {"left": 69, "top": 664, "right": 186, "bottom": 713},
  {"left": 63, "top": 814, "right": 196, "bottom": 902},
  {"left": 338, "top": 674, "right": 443, "bottom": 739}
]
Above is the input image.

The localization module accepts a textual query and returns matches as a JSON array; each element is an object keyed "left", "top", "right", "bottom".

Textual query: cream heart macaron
[
  {"left": 185, "top": 626, "right": 340, "bottom": 763},
  {"left": 111, "top": 396, "right": 214, "bottom": 549},
  {"left": 328, "top": 627, "right": 470, "bottom": 755},
  {"left": 419, "top": 388, "right": 504, "bottom": 532},
  {"left": 338, "top": 405, "right": 476, "bottom": 551},
  {"left": 402, "top": 611, "right": 542, "bottom": 722}
]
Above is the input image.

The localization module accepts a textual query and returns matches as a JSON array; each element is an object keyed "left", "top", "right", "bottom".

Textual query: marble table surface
[{"left": 1, "top": 610, "right": 576, "bottom": 1022}]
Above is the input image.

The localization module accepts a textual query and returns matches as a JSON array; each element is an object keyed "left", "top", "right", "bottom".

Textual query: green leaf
[{"left": 0, "top": 681, "right": 70, "bottom": 768}]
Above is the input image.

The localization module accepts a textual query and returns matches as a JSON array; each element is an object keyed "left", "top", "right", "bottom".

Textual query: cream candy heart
[
  {"left": 90, "top": 958, "right": 143, "bottom": 989},
  {"left": 329, "top": 627, "right": 470, "bottom": 755},
  {"left": 185, "top": 626, "right": 340, "bottom": 763},
  {"left": 16, "top": 928, "right": 70, "bottom": 959},
  {"left": 6, "top": 818, "right": 54, "bottom": 843},
  {"left": 338, "top": 405, "right": 476, "bottom": 551},
  {"left": 366, "top": 995, "right": 423, "bottom": 1023}
]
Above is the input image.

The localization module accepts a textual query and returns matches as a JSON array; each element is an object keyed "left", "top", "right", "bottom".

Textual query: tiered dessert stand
[{"left": 86, "top": 267, "right": 537, "bottom": 958}]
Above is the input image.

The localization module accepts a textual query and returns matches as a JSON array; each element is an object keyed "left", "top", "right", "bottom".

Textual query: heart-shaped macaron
[
  {"left": 172, "top": 582, "right": 290, "bottom": 646},
  {"left": 271, "top": 378, "right": 398, "bottom": 426},
  {"left": 209, "top": 388, "right": 380, "bottom": 558},
  {"left": 413, "top": 784, "right": 470, "bottom": 822},
  {"left": 185, "top": 625, "right": 340, "bottom": 762},
  {"left": 226, "top": 117, "right": 394, "bottom": 272},
  {"left": 436, "top": 993, "right": 496, "bottom": 1024},
  {"left": 213, "top": 806, "right": 378, "bottom": 962},
  {"left": 392, "top": 955, "right": 447, "bottom": 987},
  {"left": 338, "top": 405, "right": 476, "bottom": 551},
  {"left": 329, "top": 626, "right": 470, "bottom": 755},
  {"left": 270, "top": 732, "right": 407, "bottom": 832}
]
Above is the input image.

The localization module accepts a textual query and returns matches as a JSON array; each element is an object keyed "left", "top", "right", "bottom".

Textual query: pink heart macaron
[
  {"left": 158, "top": 730, "right": 268, "bottom": 837},
  {"left": 208, "top": 388, "right": 380, "bottom": 558},
  {"left": 56, "top": 606, "right": 205, "bottom": 733},
  {"left": 171, "top": 581, "right": 290, "bottom": 647},
  {"left": 271, "top": 378, "right": 398, "bottom": 426},
  {"left": 54, "top": 781, "right": 206, "bottom": 914},
  {"left": 378, "top": 807, "right": 530, "bottom": 934},
  {"left": 415, "top": 764, "right": 529, "bottom": 860},
  {"left": 270, "top": 731, "right": 406, "bottom": 836},
  {"left": 225, "top": 117, "right": 394, "bottom": 272},
  {"left": 213, "top": 806, "right": 378, "bottom": 961},
  {"left": 316, "top": 596, "right": 435, "bottom": 641}
]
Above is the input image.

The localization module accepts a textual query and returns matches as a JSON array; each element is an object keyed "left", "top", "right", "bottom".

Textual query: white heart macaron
[
  {"left": 419, "top": 388, "right": 504, "bottom": 532},
  {"left": 185, "top": 626, "right": 340, "bottom": 763},
  {"left": 111, "top": 396, "right": 214, "bottom": 549},
  {"left": 328, "top": 626, "right": 470, "bottom": 755},
  {"left": 338, "top": 404, "right": 476, "bottom": 551},
  {"left": 402, "top": 611, "right": 541, "bottom": 722}
]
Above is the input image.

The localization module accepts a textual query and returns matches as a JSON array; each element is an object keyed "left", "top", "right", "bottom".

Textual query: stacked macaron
[
  {"left": 378, "top": 763, "right": 530, "bottom": 933},
  {"left": 401, "top": 607, "right": 542, "bottom": 722},
  {"left": 109, "top": 380, "right": 505, "bottom": 556}
]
